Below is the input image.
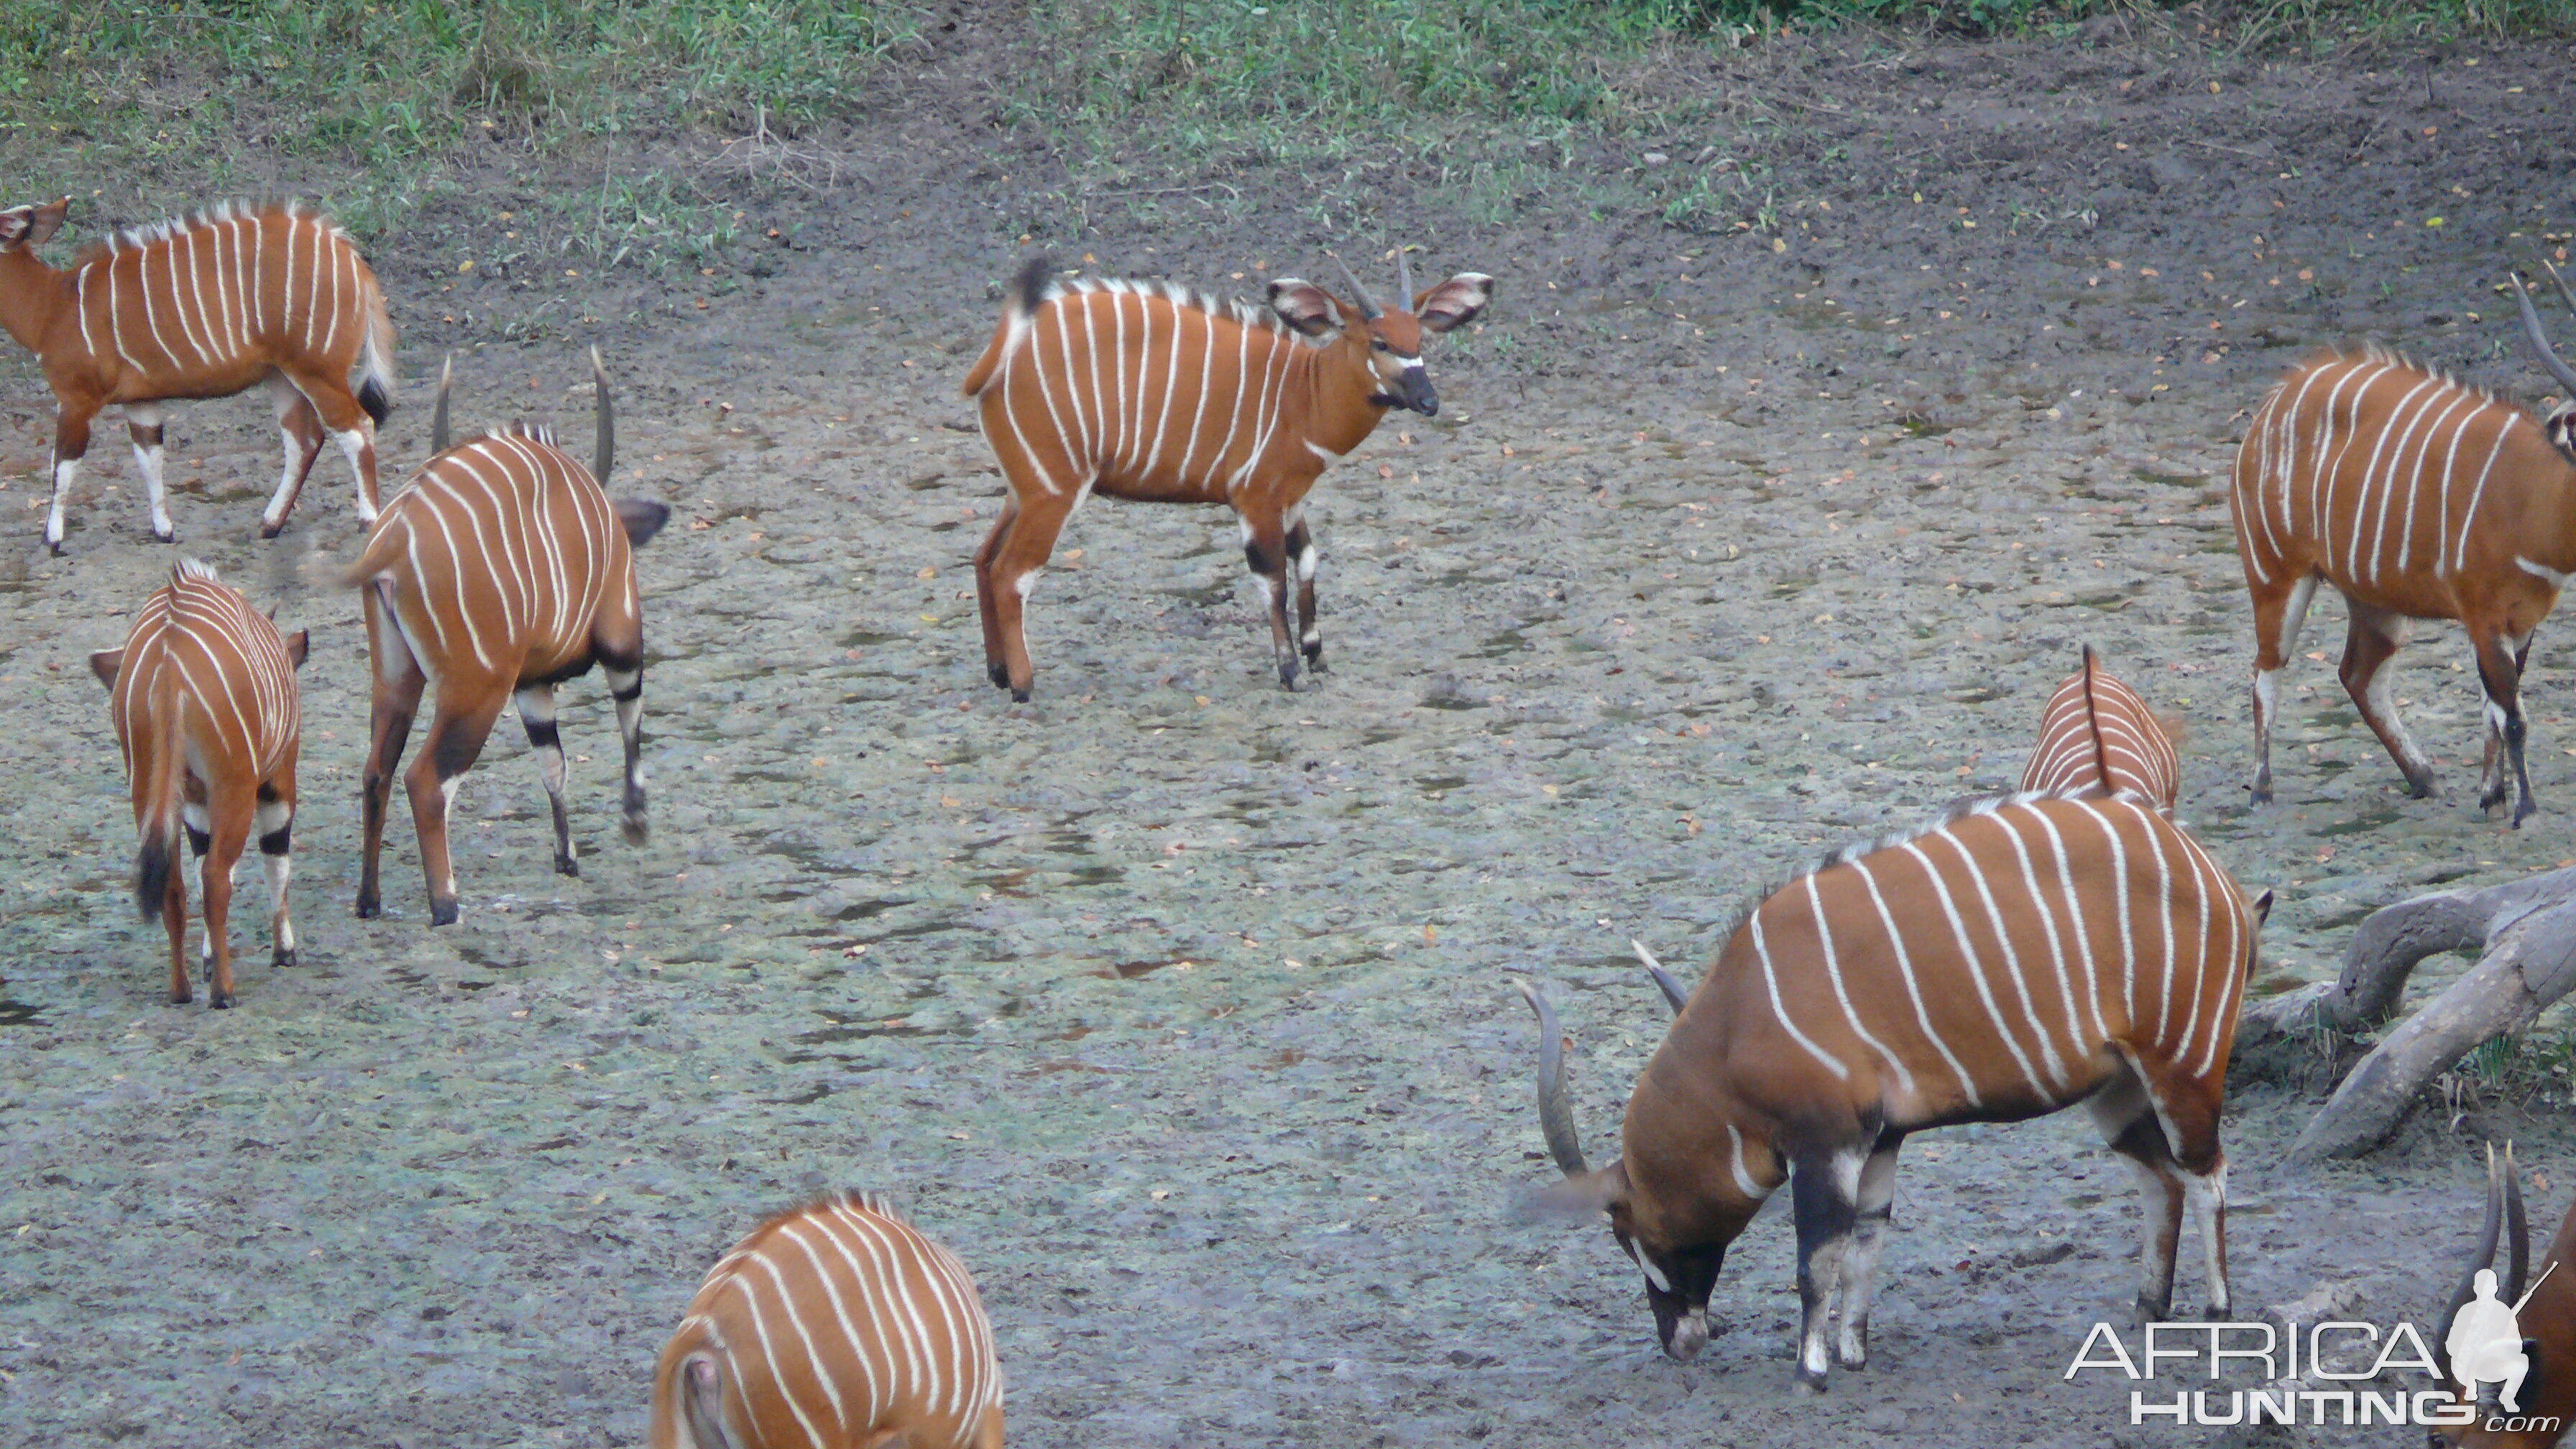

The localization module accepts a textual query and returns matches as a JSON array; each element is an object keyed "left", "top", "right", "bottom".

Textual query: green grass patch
[{"left": 0, "top": 1, "right": 921, "bottom": 250}]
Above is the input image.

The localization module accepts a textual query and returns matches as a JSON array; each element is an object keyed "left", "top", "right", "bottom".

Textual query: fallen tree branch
[{"left": 2250, "top": 866, "right": 2576, "bottom": 1164}]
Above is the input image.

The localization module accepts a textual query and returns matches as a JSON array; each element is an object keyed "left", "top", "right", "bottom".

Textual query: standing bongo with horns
[{"left": 960, "top": 249, "right": 1491, "bottom": 697}]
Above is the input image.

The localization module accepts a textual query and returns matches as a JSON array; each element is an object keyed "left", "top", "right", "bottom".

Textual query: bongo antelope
[
  {"left": 0, "top": 197, "right": 395, "bottom": 551},
  {"left": 960, "top": 251, "right": 1491, "bottom": 698},
  {"left": 2020, "top": 645, "right": 2181, "bottom": 808},
  {"left": 2435, "top": 1144, "right": 2575, "bottom": 1448},
  {"left": 2230, "top": 264, "right": 2576, "bottom": 826},
  {"left": 346, "top": 351, "right": 667, "bottom": 926},
  {"left": 1514, "top": 791, "right": 2269, "bottom": 1389},
  {"left": 650, "top": 1190, "right": 1005, "bottom": 1449},
  {"left": 88, "top": 560, "right": 308, "bottom": 1008}
]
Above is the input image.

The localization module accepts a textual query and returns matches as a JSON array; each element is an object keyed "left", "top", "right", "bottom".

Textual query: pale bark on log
[{"left": 2241, "top": 865, "right": 2576, "bottom": 1163}]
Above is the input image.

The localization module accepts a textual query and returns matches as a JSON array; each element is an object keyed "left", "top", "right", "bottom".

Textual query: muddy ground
[{"left": 6, "top": 18, "right": 2576, "bottom": 1448}]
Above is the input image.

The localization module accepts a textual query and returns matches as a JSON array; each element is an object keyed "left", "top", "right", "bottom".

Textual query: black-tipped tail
[
  {"left": 357, "top": 376, "right": 392, "bottom": 428},
  {"left": 135, "top": 831, "right": 172, "bottom": 919},
  {"left": 1009, "top": 254, "right": 1055, "bottom": 318}
]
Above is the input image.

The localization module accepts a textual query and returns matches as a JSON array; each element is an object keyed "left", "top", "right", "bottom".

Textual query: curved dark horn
[
  {"left": 1331, "top": 257, "right": 1383, "bottom": 321},
  {"left": 2547, "top": 257, "right": 2576, "bottom": 318},
  {"left": 2439, "top": 1142, "right": 2506, "bottom": 1381},
  {"left": 2506, "top": 1140, "right": 2530, "bottom": 1304},
  {"left": 1632, "top": 939, "right": 1688, "bottom": 1017},
  {"left": 2511, "top": 270, "right": 2576, "bottom": 401},
  {"left": 1397, "top": 247, "right": 1414, "bottom": 310},
  {"left": 430, "top": 351, "right": 453, "bottom": 455},
  {"left": 590, "top": 344, "right": 615, "bottom": 485},
  {"left": 1512, "top": 977, "right": 1588, "bottom": 1177}
]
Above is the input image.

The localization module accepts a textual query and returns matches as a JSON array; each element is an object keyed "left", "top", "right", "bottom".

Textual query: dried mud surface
[{"left": 7, "top": 23, "right": 2576, "bottom": 1449}]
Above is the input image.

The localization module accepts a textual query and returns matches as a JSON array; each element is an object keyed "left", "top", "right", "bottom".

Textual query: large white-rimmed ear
[
  {"left": 2547, "top": 400, "right": 2575, "bottom": 460},
  {"left": 1414, "top": 272, "right": 1494, "bottom": 333},
  {"left": 1266, "top": 278, "right": 1343, "bottom": 337},
  {"left": 0, "top": 206, "right": 38, "bottom": 252},
  {"left": 88, "top": 648, "right": 124, "bottom": 690},
  {"left": 283, "top": 630, "right": 310, "bottom": 671},
  {"left": 1513, "top": 1162, "right": 1630, "bottom": 1223},
  {"left": 25, "top": 197, "right": 68, "bottom": 247},
  {"left": 2251, "top": 888, "right": 2275, "bottom": 929}
]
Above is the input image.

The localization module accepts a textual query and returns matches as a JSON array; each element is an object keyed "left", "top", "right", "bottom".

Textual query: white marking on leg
[
  {"left": 1297, "top": 543, "right": 1319, "bottom": 581},
  {"left": 46, "top": 456, "right": 77, "bottom": 546},
  {"left": 261, "top": 849, "right": 294, "bottom": 955},
  {"left": 2186, "top": 1164, "right": 2227, "bottom": 1313},
  {"left": 127, "top": 404, "right": 170, "bottom": 538},
  {"left": 334, "top": 428, "right": 373, "bottom": 524},
  {"left": 1014, "top": 570, "right": 1040, "bottom": 599}
]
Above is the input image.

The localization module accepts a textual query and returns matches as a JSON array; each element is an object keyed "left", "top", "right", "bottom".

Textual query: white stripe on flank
[
  {"left": 1928, "top": 822, "right": 2069, "bottom": 1091},
  {"left": 721, "top": 1265, "right": 829, "bottom": 1449},
  {"left": 1988, "top": 809, "right": 2087, "bottom": 1054},
  {"left": 2025, "top": 806, "right": 2110, "bottom": 1044},
  {"left": 999, "top": 357, "right": 1065, "bottom": 496},
  {"left": 1110, "top": 289, "right": 1134, "bottom": 472},
  {"left": 1049, "top": 301, "right": 1092, "bottom": 461},
  {"left": 1141, "top": 295, "right": 1186, "bottom": 483},
  {"left": 1082, "top": 294, "right": 1110, "bottom": 471},
  {"left": 2388, "top": 390, "right": 2478, "bottom": 576},
  {"left": 793, "top": 1213, "right": 891, "bottom": 1426},
  {"left": 1173, "top": 305, "right": 1218, "bottom": 486},
  {"left": 1892, "top": 838, "right": 2046, "bottom": 1100},
  {"left": 832, "top": 1203, "right": 943, "bottom": 1414},
  {"left": 2313, "top": 362, "right": 2391, "bottom": 540},
  {"left": 137, "top": 247, "right": 185, "bottom": 370},
  {"left": 1803, "top": 872, "right": 1915, "bottom": 1100},
  {"left": 1747, "top": 902, "right": 1850, "bottom": 1080},
  {"left": 2454, "top": 415, "right": 2520, "bottom": 575},
  {"left": 2353, "top": 375, "right": 2446, "bottom": 581},
  {"left": 1849, "top": 855, "right": 1979, "bottom": 1108},
  {"left": 745, "top": 1244, "right": 850, "bottom": 1434}
]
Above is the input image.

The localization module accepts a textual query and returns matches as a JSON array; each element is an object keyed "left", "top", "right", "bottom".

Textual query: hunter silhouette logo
[{"left": 2448, "top": 1261, "right": 2556, "bottom": 1413}]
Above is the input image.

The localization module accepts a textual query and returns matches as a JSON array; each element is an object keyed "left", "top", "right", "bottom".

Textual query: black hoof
[
  {"left": 556, "top": 855, "right": 581, "bottom": 878},
  {"left": 622, "top": 816, "right": 648, "bottom": 846},
  {"left": 1011, "top": 688, "right": 1031, "bottom": 704},
  {"left": 2134, "top": 1293, "right": 2171, "bottom": 1328},
  {"left": 356, "top": 893, "right": 380, "bottom": 919},
  {"left": 1302, "top": 648, "right": 1325, "bottom": 670},
  {"left": 429, "top": 899, "right": 459, "bottom": 927},
  {"left": 1793, "top": 1366, "right": 1828, "bottom": 1394},
  {"left": 274, "top": 947, "right": 297, "bottom": 969},
  {"left": 46, "top": 539, "right": 65, "bottom": 557},
  {"left": 258, "top": 522, "right": 284, "bottom": 540},
  {"left": 987, "top": 661, "right": 1011, "bottom": 689},
  {"left": 208, "top": 990, "right": 234, "bottom": 1010},
  {"left": 2248, "top": 783, "right": 2272, "bottom": 804},
  {"left": 170, "top": 988, "right": 191, "bottom": 1006},
  {"left": 152, "top": 528, "right": 175, "bottom": 544},
  {"left": 2405, "top": 776, "right": 2437, "bottom": 800},
  {"left": 1277, "top": 661, "right": 1302, "bottom": 691}
]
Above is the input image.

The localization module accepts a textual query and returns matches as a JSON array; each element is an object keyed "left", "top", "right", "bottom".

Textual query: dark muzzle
[{"left": 1384, "top": 366, "right": 1437, "bottom": 417}]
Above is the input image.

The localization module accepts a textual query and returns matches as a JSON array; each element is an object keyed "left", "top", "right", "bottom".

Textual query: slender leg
[
  {"left": 1241, "top": 512, "right": 1299, "bottom": 690},
  {"left": 2340, "top": 599, "right": 2436, "bottom": 797},
  {"left": 278, "top": 369, "right": 377, "bottom": 528},
  {"left": 126, "top": 404, "right": 174, "bottom": 543},
  {"left": 405, "top": 694, "right": 507, "bottom": 926},
  {"left": 1790, "top": 1147, "right": 1863, "bottom": 1391},
  {"left": 2089, "top": 1064, "right": 2184, "bottom": 1322},
  {"left": 2472, "top": 625, "right": 2538, "bottom": 826},
  {"left": 259, "top": 385, "right": 326, "bottom": 538},
  {"left": 972, "top": 495, "right": 1021, "bottom": 690},
  {"left": 43, "top": 403, "right": 98, "bottom": 554},
  {"left": 1836, "top": 1131, "right": 1905, "bottom": 1369},
  {"left": 604, "top": 665, "right": 648, "bottom": 845},
  {"left": 198, "top": 785, "right": 252, "bottom": 1009},
  {"left": 1285, "top": 512, "right": 1324, "bottom": 673},
  {"left": 517, "top": 684, "right": 578, "bottom": 875},
  {"left": 987, "top": 487, "right": 1079, "bottom": 702},
  {"left": 2246, "top": 574, "right": 2316, "bottom": 804},
  {"left": 256, "top": 787, "right": 295, "bottom": 967},
  {"left": 357, "top": 588, "right": 426, "bottom": 919},
  {"left": 162, "top": 819, "right": 192, "bottom": 1006},
  {"left": 2183, "top": 1162, "right": 2230, "bottom": 1318}
]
